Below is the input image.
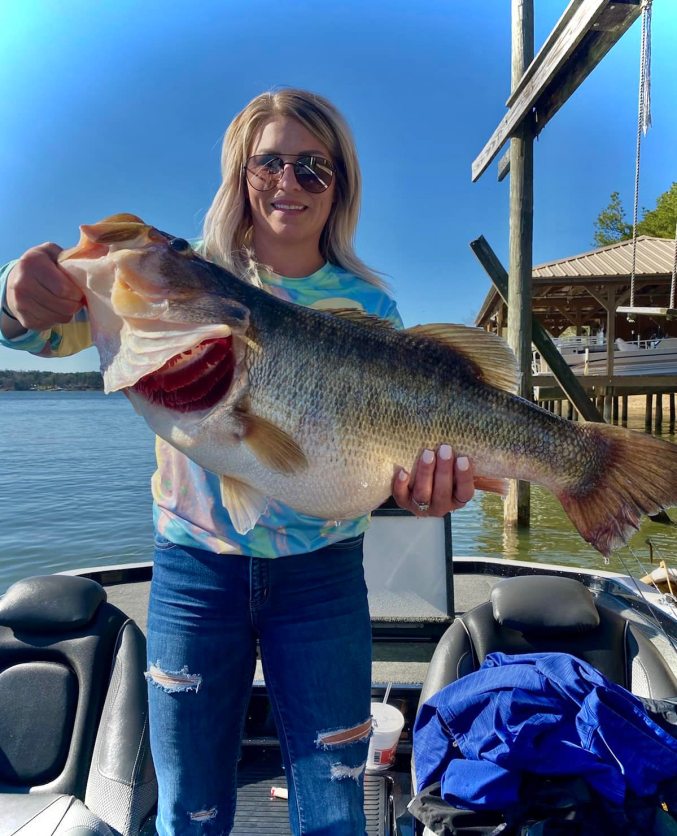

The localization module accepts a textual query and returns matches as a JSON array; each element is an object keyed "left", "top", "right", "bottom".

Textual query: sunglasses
[{"left": 244, "top": 154, "right": 335, "bottom": 194}]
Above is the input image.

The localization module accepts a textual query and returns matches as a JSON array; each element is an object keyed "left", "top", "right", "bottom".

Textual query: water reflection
[{"left": 453, "top": 421, "right": 677, "bottom": 574}]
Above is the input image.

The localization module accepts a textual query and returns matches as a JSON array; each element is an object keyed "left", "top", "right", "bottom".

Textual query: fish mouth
[{"left": 131, "top": 337, "right": 235, "bottom": 412}]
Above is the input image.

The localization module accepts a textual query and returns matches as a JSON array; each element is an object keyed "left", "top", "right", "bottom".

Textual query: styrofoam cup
[{"left": 366, "top": 702, "right": 405, "bottom": 772}]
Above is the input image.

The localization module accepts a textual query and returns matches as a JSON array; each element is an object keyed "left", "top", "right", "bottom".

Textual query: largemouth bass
[{"left": 57, "top": 213, "right": 677, "bottom": 556}]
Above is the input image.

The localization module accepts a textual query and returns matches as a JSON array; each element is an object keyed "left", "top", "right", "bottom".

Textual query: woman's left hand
[{"left": 392, "top": 444, "right": 475, "bottom": 517}]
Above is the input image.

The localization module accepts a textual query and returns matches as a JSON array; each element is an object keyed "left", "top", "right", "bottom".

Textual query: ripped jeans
[{"left": 147, "top": 534, "right": 372, "bottom": 835}]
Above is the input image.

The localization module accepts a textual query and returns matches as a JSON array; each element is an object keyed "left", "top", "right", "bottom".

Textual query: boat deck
[{"left": 86, "top": 561, "right": 677, "bottom": 688}]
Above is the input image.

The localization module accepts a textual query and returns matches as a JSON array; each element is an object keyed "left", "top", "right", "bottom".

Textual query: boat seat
[
  {"left": 414, "top": 575, "right": 677, "bottom": 802},
  {"left": 0, "top": 574, "right": 156, "bottom": 836},
  {"left": 419, "top": 575, "right": 677, "bottom": 709}
]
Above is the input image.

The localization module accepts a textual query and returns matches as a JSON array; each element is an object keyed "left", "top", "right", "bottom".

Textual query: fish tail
[{"left": 558, "top": 423, "right": 677, "bottom": 556}]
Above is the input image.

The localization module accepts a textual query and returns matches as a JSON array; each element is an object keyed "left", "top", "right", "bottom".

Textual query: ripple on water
[{"left": 2, "top": 391, "right": 676, "bottom": 592}]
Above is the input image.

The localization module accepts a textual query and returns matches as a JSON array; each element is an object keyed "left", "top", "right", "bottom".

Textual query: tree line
[
  {"left": 0, "top": 370, "right": 103, "bottom": 391},
  {"left": 593, "top": 181, "right": 677, "bottom": 247}
]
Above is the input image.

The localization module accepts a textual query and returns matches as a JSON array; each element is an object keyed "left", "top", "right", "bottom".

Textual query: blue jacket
[{"left": 414, "top": 652, "right": 677, "bottom": 811}]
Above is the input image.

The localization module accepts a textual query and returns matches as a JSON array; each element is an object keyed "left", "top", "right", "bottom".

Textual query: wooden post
[
  {"left": 469, "top": 236, "right": 604, "bottom": 422},
  {"left": 505, "top": 0, "right": 534, "bottom": 529},
  {"left": 612, "top": 396, "right": 619, "bottom": 424},
  {"left": 603, "top": 390, "right": 612, "bottom": 423},
  {"left": 670, "top": 393, "right": 675, "bottom": 433},
  {"left": 655, "top": 393, "right": 663, "bottom": 433},
  {"left": 605, "top": 288, "right": 616, "bottom": 377},
  {"left": 645, "top": 393, "right": 653, "bottom": 433},
  {"left": 621, "top": 394, "right": 628, "bottom": 426}
]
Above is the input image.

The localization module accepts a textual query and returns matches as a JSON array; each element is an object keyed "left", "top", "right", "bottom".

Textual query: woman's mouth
[{"left": 271, "top": 202, "right": 306, "bottom": 213}]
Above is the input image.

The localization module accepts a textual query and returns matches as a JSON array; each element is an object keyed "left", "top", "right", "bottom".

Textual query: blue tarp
[{"left": 414, "top": 652, "right": 677, "bottom": 811}]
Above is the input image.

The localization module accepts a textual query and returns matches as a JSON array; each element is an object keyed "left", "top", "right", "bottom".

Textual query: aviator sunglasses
[{"left": 244, "top": 154, "right": 335, "bottom": 194}]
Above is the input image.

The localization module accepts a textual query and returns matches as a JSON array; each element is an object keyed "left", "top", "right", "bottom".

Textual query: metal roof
[
  {"left": 474, "top": 236, "right": 676, "bottom": 339},
  {"left": 532, "top": 236, "right": 675, "bottom": 279}
]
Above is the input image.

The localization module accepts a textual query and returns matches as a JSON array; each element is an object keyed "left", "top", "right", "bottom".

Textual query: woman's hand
[
  {"left": 3, "top": 243, "right": 84, "bottom": 332},
  {"left": 392, "top": 445, "right": 475, "bottom": 517}
]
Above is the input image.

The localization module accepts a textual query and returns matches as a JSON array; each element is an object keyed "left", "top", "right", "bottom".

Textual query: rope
[
  {"left": 628, "top": 0, "right": 653, "bottom": 312},
  {"left": 619, "top": 545, "right": 677, "bottom": 658}
]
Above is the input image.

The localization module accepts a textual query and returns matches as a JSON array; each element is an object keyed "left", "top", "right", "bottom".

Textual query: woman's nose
[{"left": 277, "top": 163, "right": 302, "bottom": 190}]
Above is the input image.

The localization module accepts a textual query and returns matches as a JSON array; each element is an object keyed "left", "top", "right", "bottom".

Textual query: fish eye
[{"left": 169, "top": 237, "right": 191, "bottom": 253}]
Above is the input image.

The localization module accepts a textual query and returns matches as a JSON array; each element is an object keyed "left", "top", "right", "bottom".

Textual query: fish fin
[
  {"left": 236, "top": 410, "right": 308, "bottom": 474},
  {"left": 219, "top": 476, "right": 268, "bottom": 534},
  {"left": 474, "top": 476, "right": 509, "bottom": 496},
  {"left": 324, "top": 308, "right": 398, "bottom": 330},
  {"left": 99, "top": 212, "right": 146, "bottom": 224},
  {"left": 557, "top": 423, "right": 677, "bottom": 556},
  {"left": 80, "top": 218, "right": 149, "bottom": 244},
  {"left": 407, "top": 324, "right": 519, "bottom": 394}
]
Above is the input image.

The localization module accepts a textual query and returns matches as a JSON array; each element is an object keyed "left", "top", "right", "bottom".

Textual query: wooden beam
[
  {"left": 470, "top": 235, "right": 604, "bottom": 422},
  {"left": 505, "top": 0, "right": 586, "bottom": 108},
  {"left": 606, "top": 287, "right": 616, "bottom": 377},
  {"left": 535, "top": 1, "right": 642, "bottom": 131},
  {"left": 505, "top": 0, "right": 535, "bottom": 529},
  {"left": 497, "top": 149, "right": 511, "bottom": 181},
  {"left": 471, "top": 0, "right": 640, "bottom": 181}
]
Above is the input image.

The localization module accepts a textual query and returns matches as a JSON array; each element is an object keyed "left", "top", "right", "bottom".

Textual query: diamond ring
[{"left": 413, "top": 499, "right": 430, "bottom": 513}]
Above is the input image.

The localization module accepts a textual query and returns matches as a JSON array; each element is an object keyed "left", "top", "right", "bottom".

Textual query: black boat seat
[
  {"left": 0, "top": 574, "right": 156, "bottom": 836},
  {"left": 415, "top": 575, "right": 677, "bottom": 796}
]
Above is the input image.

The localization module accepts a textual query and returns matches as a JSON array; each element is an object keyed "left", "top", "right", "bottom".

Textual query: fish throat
[{"left": 131, "top": 337, "right": 234, "bottom": 412}]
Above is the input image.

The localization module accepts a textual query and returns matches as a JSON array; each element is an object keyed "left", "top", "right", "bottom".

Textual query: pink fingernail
[
  {"left": 398, "top": 468, "right": 409, "bottom": 481},
  {"left": 422, "top": 449, "right": 435, "bottom": 465},
  {"left": 439, "top": 444, "right": 452, "bottom": 460},
  {"left": 457, "top": 456, "right": 470, "bottom": 471}
]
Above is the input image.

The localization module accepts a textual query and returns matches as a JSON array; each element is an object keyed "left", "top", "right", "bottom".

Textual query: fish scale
[{"left": 57, "top": 214, "right": 677, "bottom": 556}]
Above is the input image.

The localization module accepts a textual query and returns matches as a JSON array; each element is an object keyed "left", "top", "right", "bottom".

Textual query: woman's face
[{"left": 245, "top": 116, "right": 336, "bottom": 259}]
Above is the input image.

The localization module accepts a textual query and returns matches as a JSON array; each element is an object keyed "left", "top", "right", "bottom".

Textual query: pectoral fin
[
  {"left": 219, "top": 475, "right": 269, "bottom": 534},
  {"left": 235, "top": 410, "right": 308, "bottom": 474}
]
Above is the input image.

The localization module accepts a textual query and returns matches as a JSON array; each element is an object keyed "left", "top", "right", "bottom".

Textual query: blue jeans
[{"left": 147, "top": 535, "right": 372, "bottom": 835}]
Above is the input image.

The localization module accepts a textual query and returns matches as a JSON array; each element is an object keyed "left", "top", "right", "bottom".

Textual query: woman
[{"left": 0, "top": 88, "right": 474, "bottom": 835}]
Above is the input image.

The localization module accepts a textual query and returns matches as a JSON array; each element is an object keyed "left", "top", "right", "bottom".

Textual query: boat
[
  {"left": 1, "top": 504, "right": 676, "bottom": 835},
  {"left": 533, "top": 335, "right": 677, "bottom": 377}
]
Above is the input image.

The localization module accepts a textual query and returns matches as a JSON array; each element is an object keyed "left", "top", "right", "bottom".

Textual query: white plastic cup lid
[{"left": 370, "top": 702, "right": 405, "bottom": 733}]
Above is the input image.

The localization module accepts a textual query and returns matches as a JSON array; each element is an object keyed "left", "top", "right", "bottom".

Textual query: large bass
[{"left": 57, "top": 214, "right": 677, "bottom": 556}]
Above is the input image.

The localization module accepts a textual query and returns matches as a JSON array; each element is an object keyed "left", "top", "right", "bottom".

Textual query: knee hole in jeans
[{"left": 145, "top": 662, "right": 202, "bottom": 693}]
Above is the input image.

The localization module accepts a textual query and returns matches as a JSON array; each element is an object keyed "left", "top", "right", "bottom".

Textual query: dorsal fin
[
  {"left": 406, "top": 324, "right": 518, "bottom": 394},
  {"left": 324, "top": 308, "right": 397, "bottom": 330}
]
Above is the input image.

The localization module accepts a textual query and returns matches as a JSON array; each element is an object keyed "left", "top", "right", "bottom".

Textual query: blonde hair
[{"left": 202, "top": 88, "right": 385, "bottom": 288}]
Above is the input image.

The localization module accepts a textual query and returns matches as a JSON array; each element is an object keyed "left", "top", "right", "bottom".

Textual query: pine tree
[{"left": 593, "top": 192, "right": 631, "bottom": 246}]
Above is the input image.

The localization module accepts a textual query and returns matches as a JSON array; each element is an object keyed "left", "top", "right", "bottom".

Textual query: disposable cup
[{"left": 366, "top": 702, "right": 405, "bottom": 772}]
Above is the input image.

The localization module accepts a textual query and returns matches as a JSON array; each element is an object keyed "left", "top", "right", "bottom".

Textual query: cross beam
[{"left": 472, "top": 0, "right": 641, "bottom": 182}]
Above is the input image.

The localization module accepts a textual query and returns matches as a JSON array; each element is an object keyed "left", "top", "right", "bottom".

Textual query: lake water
[{"left": 1, "top": 390, "right": 676, "bottom": 594}]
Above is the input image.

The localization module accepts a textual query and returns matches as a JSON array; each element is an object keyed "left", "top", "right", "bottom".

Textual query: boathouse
[{"left": 475, "top": 236, "right": 677, "bottom": 428}]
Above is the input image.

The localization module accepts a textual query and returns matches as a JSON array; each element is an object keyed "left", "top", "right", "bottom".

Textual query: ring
[{"left": 413, "top": 499, "right": 430, "bottom": 513}]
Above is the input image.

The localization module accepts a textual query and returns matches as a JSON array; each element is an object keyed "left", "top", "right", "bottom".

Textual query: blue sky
[{"left": 1, "top": 0, "right": 676, "bottom": 372}]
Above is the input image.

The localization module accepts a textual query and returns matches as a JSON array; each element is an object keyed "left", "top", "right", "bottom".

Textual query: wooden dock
[{"left": 533, "top": 373, "right": 677, "bottom": 432}]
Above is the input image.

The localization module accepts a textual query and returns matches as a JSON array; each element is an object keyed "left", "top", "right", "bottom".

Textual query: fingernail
[
  {"left": 398, "top": 468, "right": 409, "bottom": 481},
  {"left": 439, "top": 444, "right": 452, "bottom": 461},
  {"left": 457, "top": 456, "right": 470, "bottom": 472},
  {"left": 422, "top": 449, "right": 435, "bottom": 465}
]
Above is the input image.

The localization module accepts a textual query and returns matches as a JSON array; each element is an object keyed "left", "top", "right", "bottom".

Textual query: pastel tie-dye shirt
[{"left": 1, "top": 260, "right": 402, "bottom": 557}]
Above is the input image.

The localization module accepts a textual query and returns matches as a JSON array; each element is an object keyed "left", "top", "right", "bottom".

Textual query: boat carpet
[{"left": 233, "top": 750, "right": 389, "bottom": 835}]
